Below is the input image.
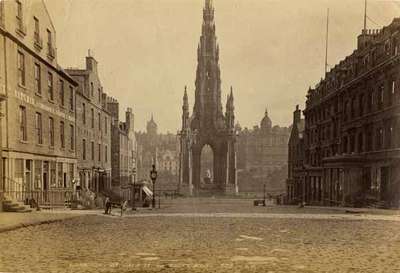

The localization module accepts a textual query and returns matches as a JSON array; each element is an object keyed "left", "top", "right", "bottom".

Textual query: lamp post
[
  {"left": 132, "top": 167, "right": 136, "bottom": 210},
  {"left": 263, "top": 183, "right": 266, "bottom": 206},
  {"left": 150, "top": 164, "right": 157, "bottom": 209}
]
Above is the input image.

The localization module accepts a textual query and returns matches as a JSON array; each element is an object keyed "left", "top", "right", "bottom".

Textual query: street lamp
[
  {"left": 132, "top": 167, "right": 137, "bottom": 210},
  {"left": 150, "top": 164, "right": 157, "bottom": 209}
]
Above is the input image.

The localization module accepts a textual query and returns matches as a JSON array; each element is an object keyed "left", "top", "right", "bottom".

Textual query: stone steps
[{"left": 2, "top": 199, "right": 32, "bottom": 213}]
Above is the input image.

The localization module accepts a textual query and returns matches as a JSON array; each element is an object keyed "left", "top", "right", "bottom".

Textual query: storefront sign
[{"left": 14, "top": 89, "right": 75, "bottom": 123}]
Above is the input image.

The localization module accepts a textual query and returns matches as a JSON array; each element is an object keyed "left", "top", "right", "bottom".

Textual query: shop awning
[{"left": 142, "top": 185, "right": 153, "bottom": 197}]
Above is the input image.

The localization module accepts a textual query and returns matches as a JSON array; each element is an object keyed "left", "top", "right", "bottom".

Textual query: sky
[{"left": 44, "top": 0, "right": 400, "bottom": 133}]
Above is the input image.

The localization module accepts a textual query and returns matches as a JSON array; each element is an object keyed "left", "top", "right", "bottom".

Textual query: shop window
[
  {"left": 34, "top": 160, "right": 42, "bottom": 189},
  {"left": 57, "top": 162, "right": 63, "bottom": 188}
]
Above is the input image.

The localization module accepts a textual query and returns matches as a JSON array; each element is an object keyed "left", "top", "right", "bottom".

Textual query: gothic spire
[
  {"left": 183, "top": 86, "right": 189, "bottom": 112},
  {"left": 205, "top": 0, "right": 213, "bottom": 9}
]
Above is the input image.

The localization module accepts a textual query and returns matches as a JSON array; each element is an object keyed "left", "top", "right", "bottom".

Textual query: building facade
[
  {"left": 66, "top": 54, "right": 112, "bottom": 195},
  {"left": 136, "top": 116, "right": 179, "bottom": 191},
  {"left": 286, "top": 105, "right": 305, "bottom": 203},
  {"left": 287, "top": 19, "right": 400, "bottom": 208},
  {"left": 107, "top": 98, "right": 136, "bottom": 200},
  {"left": 0, "top": 0, "right": 78, "bottom": 204},
  {"left": 236, "top": 109, "right": 290, "bottom": 192}
]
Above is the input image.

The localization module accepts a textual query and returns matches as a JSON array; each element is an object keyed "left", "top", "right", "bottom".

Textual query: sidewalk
[{"left": 0, "top": 211, "right": 82, "bottom": 233}]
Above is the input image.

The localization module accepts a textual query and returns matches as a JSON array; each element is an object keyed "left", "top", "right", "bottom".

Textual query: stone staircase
[{"left": 2, "top": 198, "right": 32, "bottom": 213}]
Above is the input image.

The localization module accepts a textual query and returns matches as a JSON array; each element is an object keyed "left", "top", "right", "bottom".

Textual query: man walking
[{"left": 104, "top": 197, "right": 111, "bottom": 214}]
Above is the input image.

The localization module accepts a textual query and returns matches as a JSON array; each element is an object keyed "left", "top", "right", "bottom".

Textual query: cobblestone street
[{"left": 1, "top": 199, "right": 400, "bottom": 273}]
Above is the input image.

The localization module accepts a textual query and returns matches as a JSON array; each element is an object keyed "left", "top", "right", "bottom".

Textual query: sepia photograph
[{"left": 0, "top": 0, "right": 400, "bottom": 272}]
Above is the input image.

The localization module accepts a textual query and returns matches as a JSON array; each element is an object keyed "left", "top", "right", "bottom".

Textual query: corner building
[
  {"left": 66, "top": 55, "right": 112, "bottom": 194},
  {"left": 293, "top": 19, "right": 400, "bottom": 207},
  {"left": 0, "top": 0, "right": 78, "bottom": 205}
]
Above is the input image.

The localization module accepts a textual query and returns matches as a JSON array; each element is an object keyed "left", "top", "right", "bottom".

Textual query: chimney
[
  {"left": 86, "top": 49, "right": 98, "bottom": 73},
  {"left": 126, "top": 107, "right": 134, "bottom": 133},
  {"left": 293, "top": 105, "right": 301, "bottom": 124}
]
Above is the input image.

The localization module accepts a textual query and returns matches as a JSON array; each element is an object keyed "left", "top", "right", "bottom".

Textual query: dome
[{"left": 260, "top": 108, "right": 272, "bottom": 130}]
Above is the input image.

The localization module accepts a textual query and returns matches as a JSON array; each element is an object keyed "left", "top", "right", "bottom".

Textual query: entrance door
[
  {"left": 43, "top": 161, "right": 49, "bottom": 202},
  {"left": 380, "top": 167, "right": 389, "bottom": 202}
]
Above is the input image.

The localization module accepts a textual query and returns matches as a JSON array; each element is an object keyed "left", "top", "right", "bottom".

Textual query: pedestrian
[
  {"left": 104, "top": 197, "right": 110, "bottom": 214},
  {"left": 120, "top": 200, "right": 128, "bottom": 217}
]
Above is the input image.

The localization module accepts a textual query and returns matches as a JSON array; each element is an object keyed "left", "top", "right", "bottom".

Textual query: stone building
[
  {"left": 136, "top": 116, "right": 179, "bottom": 191},
  {"left": 65, "top": 54, "right": 112, "bottom": 195},
  {"left": 287, "top": 19, "right": 400, "bottom": 207},
  {"left": 236, "top": 109, "right": 290, "bottom": 192},
  {"left": 286, "top": 105, "right": 305, "bottom": 203},
  {"left": 0, "top": 0, "right": 78, "bottom": 205},
  {"left": 107, "top": 98, "right": 136, "bottom": 200}
]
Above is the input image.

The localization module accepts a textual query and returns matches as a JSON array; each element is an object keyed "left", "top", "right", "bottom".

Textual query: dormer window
[
  {"left": 47, "top": 29, "right": 54, "bottom": 58},
  {"left": 33, "top": 17, "right": 42, "bottom": 50},
  {"left": 34, "top": 17, "right": 39, "bottom": 38}
]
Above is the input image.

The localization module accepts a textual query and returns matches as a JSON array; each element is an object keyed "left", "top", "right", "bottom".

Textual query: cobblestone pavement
[
  {"left": 0, "top": 199, "right": 400, "bottom": 273},
  {"left": 0, "top": 211, "right": 80, "bottom": 233}
]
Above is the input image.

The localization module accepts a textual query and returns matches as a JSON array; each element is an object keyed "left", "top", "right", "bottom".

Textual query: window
[
  {"left": 70, "top": 125, "right": 74, "bottom": 150},
  {"left": 90, "top": 82, "right": 94, "bottom": 97},
  {"left": 34, "top": 17, "right": 39, "bottom": 38},
  {"left": 91, "top": 108, "right": 94, "bottom": 128},
  {"left": 17, "top": 51, "right": 25, "bottom": 86},
  {"left": 48, "top": 72, "right": 53, "bottom": 100},
  {"left": 49, "top": 117, "right": 54, "bottom": 146},
  {"left": 105, "top": 145, "right": 108, "bottom": 163},
  {"left": 35, "top": 112, "right": 43, "bottom": 144},
  {"left": 98, "top": 143, "right": 101, "bottom": 161},
  {"left": 16, "top": 0, "right": 23, "bottom": 31},
  {"left": 57, "top": 162, "right": 63, "bottom": 188},
  {"left": 359, "top": 94, "right": 364, "bottom": 116},
  {"left": 91, "top": 141, "right": 94, "bottom": 160},
  {"left": 59, "top": 80, "right": 64, "bottom": 106},
  {"left": 376, "top": 128, "right": 383, "bottom": 150},
  {"left": 68, "top": 163, "right": 74, "bottom": 188},
  {"left": 69, "top": 86, "right": 74, "bottom": 111},
  {"left": 82, "top": 103, "right": 86, "bottom": 124},
  {"left": 378, "top": 85, "right": 384, "bottom": 109},
  {"left": 349, "top": 134, "right": 355, "bottom": 153},
  {"left": 60, "top": 121, "right": 65, "bottom": 148},
  {"left": 19, "top": 106, "right": 27, "bottom": 141},
  {"left": 366, "top": 126, "right": 373, "bottom": 152},
  {"left": 358, "top": 132, "right": 363, "bottom": 153},
  {"left": 34, "top": 64, "right": 41, "bottom": 94},
  {"left": 98, "top": 112, "right": 101, "bottom": 131},
  {"left": 47, "top": 29, "right": 53, "bottom": 56},
  {"left": 98, "top": 88, "right": 101, "bottom": 103},
  {"left": 104, "top": 116, "right": 107, "bottom": 135},
  {"left": 82, "top": 139, "right": 86, "bottom": 160},
  {"left": 387, "top": 125, "right": 393, "bottom": 149}
]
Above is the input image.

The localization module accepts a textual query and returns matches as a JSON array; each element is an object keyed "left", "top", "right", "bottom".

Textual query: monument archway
[{"left": 178, "top": 0, "right": 238, "bottom": 196}]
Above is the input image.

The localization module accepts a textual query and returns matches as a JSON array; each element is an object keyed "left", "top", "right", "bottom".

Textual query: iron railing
[{"left": 1, "top": 177, "right": 73, "bottom": 208}]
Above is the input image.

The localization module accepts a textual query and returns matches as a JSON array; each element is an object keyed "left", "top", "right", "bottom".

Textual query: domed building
[
  {"left": 260, "top": 108, "right": 272, "bottom": 132},
  {"left": 237, "top": 108, "right": 290, "bottom": 193}
]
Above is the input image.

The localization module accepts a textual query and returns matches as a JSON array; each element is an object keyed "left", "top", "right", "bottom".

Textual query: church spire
[
  {"left": 182, "top": 86, "right": 190, "bottom": 129},
  {"left": 225, "top": 86, "right": 235, "bottom": 129},
  {"left": 183, "top": 85, "right": 189, "bottom": 111}
]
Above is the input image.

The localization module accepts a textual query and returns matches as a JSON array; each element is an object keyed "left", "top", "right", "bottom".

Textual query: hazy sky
[{"left": 45, "top": 0, "right": 399, "bottom": 133}]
